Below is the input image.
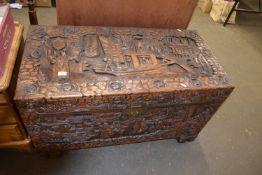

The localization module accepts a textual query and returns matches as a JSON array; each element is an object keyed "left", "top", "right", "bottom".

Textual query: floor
[{"left": 0, "top": 6, "right": 262, "bottom": 175}]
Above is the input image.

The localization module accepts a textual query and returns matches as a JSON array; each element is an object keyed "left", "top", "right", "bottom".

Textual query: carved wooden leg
[
  {"left": 176, "top": 135, "right": 198, "bottom": 143},
  {"left": 28, "top": 0, "right": 38, "bottom": 25}
]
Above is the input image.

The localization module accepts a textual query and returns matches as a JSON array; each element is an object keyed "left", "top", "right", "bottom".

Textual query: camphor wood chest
[{"left": 15, "top": 26, "right": 234, "bottom": 152}]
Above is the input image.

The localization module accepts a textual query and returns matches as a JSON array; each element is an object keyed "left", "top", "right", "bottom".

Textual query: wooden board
[
  {"left": 0, "top": 105, "right": 17, "bottom": 124},
  {"left": 0, "top": 92, "right": 9, "bottom": 104},
  {"left": 0, "top": 124, "right": 23, "bottom": 143},
  {"left": 0, "top": 22, "right": 23, "bottom": 92},
  {"left": 0, "top": 22, "right": 32, "bottom": 152},
  {"left": 0, "top": 139, "right": 32, "bottom": 152},
  {"left": 56, "top": 0, "right": 197, "bottom": 29}
]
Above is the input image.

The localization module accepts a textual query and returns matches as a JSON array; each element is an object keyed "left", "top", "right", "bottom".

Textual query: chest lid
[{"left": 15, "top": 26, "right": 232, "bottom": 100}]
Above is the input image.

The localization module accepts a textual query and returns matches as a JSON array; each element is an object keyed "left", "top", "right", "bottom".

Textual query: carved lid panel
[{"left": 15, "top": 26, "right": 232, "bottom": 99}]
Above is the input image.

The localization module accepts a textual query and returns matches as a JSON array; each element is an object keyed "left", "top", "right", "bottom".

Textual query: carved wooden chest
[{"left": 14, "top": 26, "right": 233, "bottom": 152}]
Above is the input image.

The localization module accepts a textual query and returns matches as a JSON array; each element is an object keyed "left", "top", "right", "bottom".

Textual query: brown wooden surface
[
  {"left": 0, "top": 139, "right": 32, "bottom": 152},
  {"left": 15, "top": 26, "right": 233, "bottom": 152},
  {"left": 0, "top": 105, "right": 17, "bottom": 124},
  {"left": 0, "top": 22, "right": 23, "bottom": 91},
  {"left": 56, "top": 0, "right": 198, "bottom": 29},
  {"left": 0, "top": 124, "right": 23, "bottom": 142},
  {"left": 0, "top": 92, "right": 9, "bottom": 104},
  {"left": 0, "top": 22, "right": 32, "bottom": 152}
]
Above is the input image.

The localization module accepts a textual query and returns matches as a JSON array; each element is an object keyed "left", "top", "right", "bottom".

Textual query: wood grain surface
[
  {"left": 0, "top": 105, "right": 17, "bottom": 124},
  {"left": 0, "top": 22, "right": 32, "bottom": 152},
  {"left": 0, "top": 22, "right": 23, "bottom": 91},
  {"left": 0, "top": 92, "right": 9, "bottom": 104},
  {"left": 0, "top": 124, "right": 23, "bottom": 143},
  {"left": 56, "top": 0, "right": 197, "bottom": 29},
  {"left": 0, "top": 139, "right": 32, "bottom": 152}
]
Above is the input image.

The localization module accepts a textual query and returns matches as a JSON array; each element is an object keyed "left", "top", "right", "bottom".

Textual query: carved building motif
[{"left": 15, "top": 26, "right": 234, "bottom": 151}]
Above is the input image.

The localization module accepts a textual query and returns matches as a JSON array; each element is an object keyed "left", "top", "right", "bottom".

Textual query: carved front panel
[
  {"left": 14, "top": 26, "right": 233, "bottom": 151},
  {"left": 22, "top": 103, "right": 220, "bottom": 151}
]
